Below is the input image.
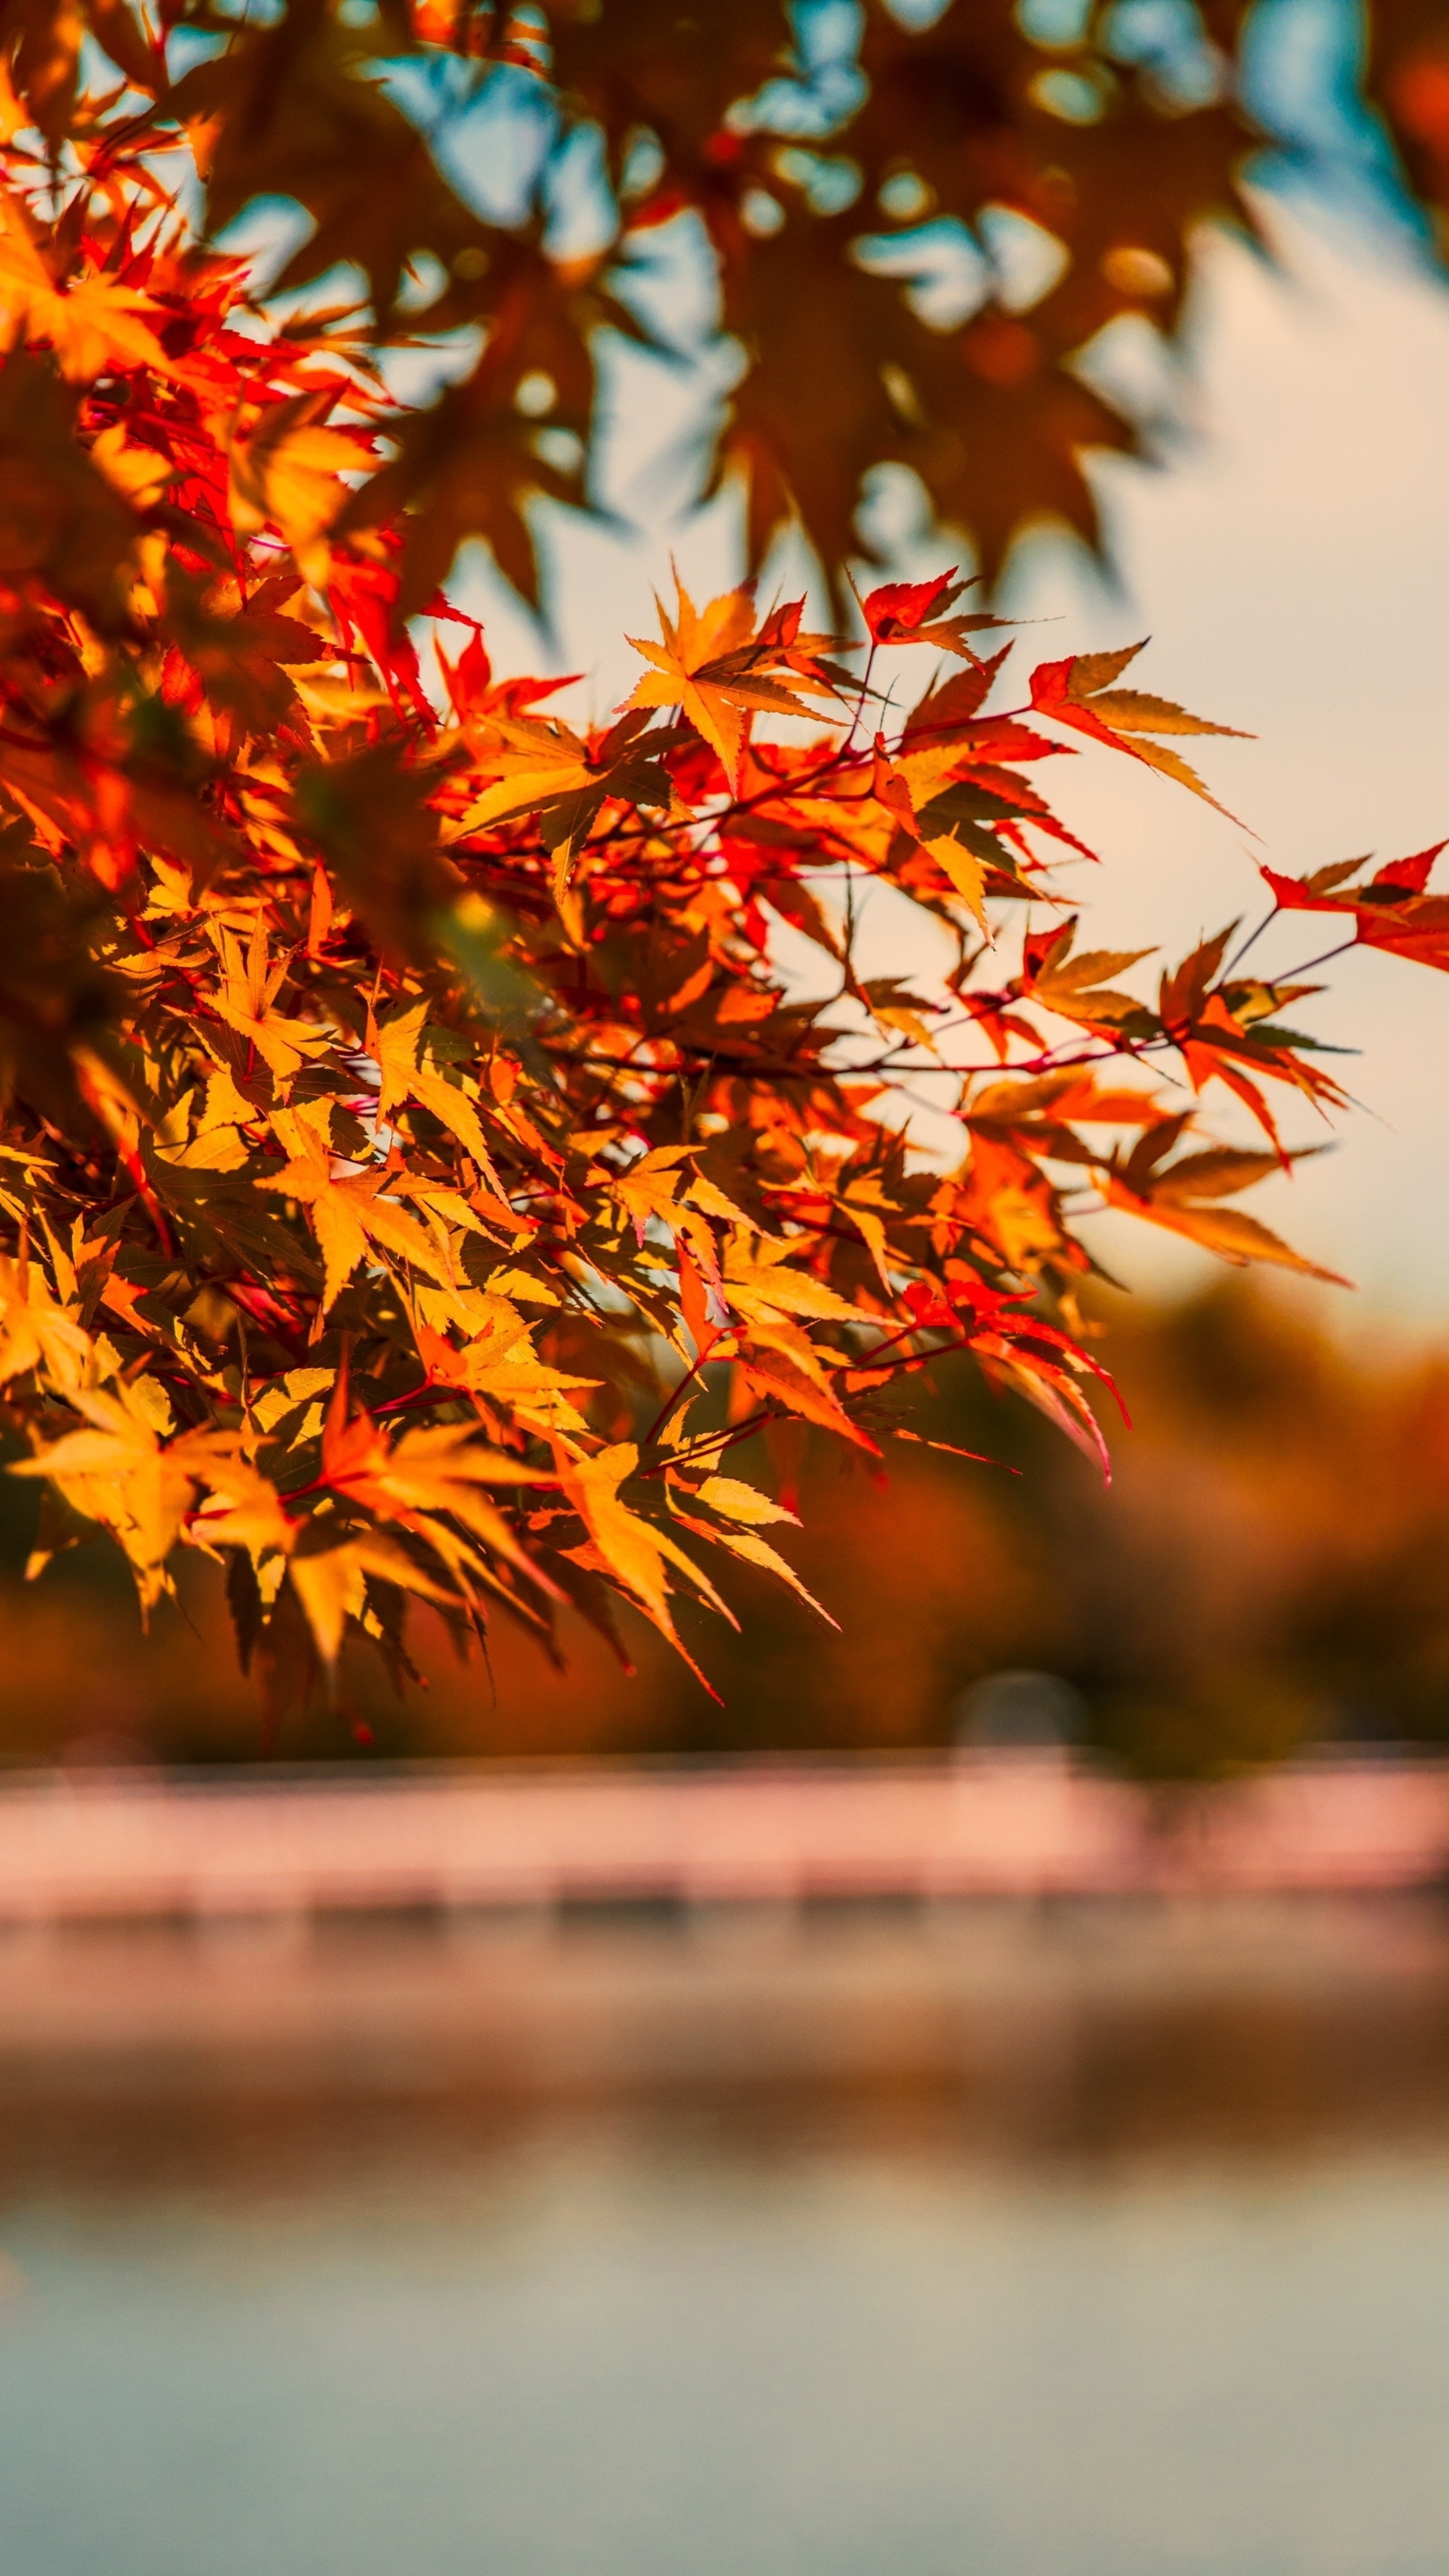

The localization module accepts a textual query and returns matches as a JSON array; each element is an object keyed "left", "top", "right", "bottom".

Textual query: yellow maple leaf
[
  {"left": 730, "top": 1339, "right": 880, "bottom": 1454},
  {"left": 0, "top": 190, "right": 175, "bottom": 384},
  {"left": 91, "top": 421, "right": 178, "bottom": 508},
  {"left": 874, "top": 745, "right": 988, "bottom": 927},
  {"left": 371, "top": 1000, "right": 504, "bottom": 1191},
  {"left": 692, "top": 1474, "right": 800, "bottom": 1529},
  {"left": 721, "top": 1238, "right": 859, "bottom": 1324},
  {"left": 922, "top": 830, "right": 987, "bottom": 927},
  {"left": 320, "top": 1402, "right": 558, "bottom": 1601},
  {"left": 675, "top": 1501, "right": 837, "bottom": 1627},
  {"left": 414, "top": 1299, "right": 529, "bottom": 1379},
  {"left": 288, "top": 1530, "right": 459, "bottom": 1672},
  {"left": 557, "top": 1440, "right": 732, "bottom": 1679},
  {"left": 227, "top": 407, "right": 373, "bottom": 587},
  {"left": 180, "top": 1442, "right": 294, "bottom": 1562},
  {"left": 261, "top": 1105, "right": 455, "bottom": 1310},
  {"left": 9, "top": 1386, "right": 216, "bottom": 1611},
  {"left": 448, "top": 716, "right": 597, "bottom": 839},
  {"left": 623, "top": 579, "right": 839, "bottom": 790},
  {"left": 372, "top": 998, "right": 430, "bottom": 1124},
  {"left": 0, "top": 1248, "right": 92, "bottom": 1391},
  {"left": 208, "top": 921, "right": 334, "bottom": 1081},
  {"left": 612, "top": 1142, "right": 695, "bottom": 1237}
]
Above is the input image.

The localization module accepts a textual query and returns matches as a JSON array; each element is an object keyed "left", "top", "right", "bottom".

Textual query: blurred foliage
[
  {"left": 7, "top": 1276, "right": 1449, "bottom": 1780},
  {"left": 8, "top": 0, "right": 1449, "bottom": 601}
]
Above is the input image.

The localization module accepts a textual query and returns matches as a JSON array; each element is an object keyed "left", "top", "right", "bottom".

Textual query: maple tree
[{"left": 0, "top": 0, "right": 1445, "bottom": 1737}]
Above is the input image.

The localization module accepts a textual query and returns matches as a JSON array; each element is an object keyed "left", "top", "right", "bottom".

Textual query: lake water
[{"left": 3, "top": 1896, "right": 1449, "bottom": 2575}]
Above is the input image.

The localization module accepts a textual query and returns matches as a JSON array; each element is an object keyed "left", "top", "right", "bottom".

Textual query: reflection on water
[{"left": 3, "top": 1897, "right": 1449, "bottom": 2575}]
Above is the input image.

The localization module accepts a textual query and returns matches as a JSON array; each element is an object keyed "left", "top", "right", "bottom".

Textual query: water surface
[{"left": 3, "top": 1897, "right": 1448, "bottom": 2575}]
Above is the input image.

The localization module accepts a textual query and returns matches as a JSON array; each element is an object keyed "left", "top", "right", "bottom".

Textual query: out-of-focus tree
[{"left": 9, "top": 1, "right": 1449, "bottom": 607}]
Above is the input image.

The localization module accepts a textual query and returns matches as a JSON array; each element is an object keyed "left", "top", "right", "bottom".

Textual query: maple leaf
[
  {"left": 370, "top": 998, "right": 503, "bottom": 1190},
  {"left": 75, "top": 0, "right": 162, "bottom": 97},
  {"left": 207, "top": 922, "right": 334, "bottom": 1083},
  {"left": 1030, "top": 645, "right": 1248, "bottom": 820},
  {"left": 1021, "top": 918, "right": 1157, "bottom": 1031},
  {"left": 287, "top": 1527, "right": 460, "bottom": 1676},
  {"left": 327, "top": 552, "right": 435, "bottom": 727},
  {"left": 315, "top": 1374, "right": 557, "bottom": 1597},
  {"left": 1152, "top": 925, "right": 1352, "bottom": 1146},
  {"left": 0, "top": 1243, "right": 90, "bottom": 1390},
  {"left": 10, "top": 1383, "right": 198, "bottom": 1611},
  {"left": 722, "top": 1235, "right": 861, "bottom": 1327},
  {"left": 184, "top": 1446, "right": 295, "bottom": 1564},
  {"left": 667, "top": 1474, "right": 837, "bottom": 1627},
  {"left": 1262, "top": 847, "right": 1449, "bottom": 970},
  {"left": 5, "top": 0, "right": 82, "bottom": 146},
  {"left": 555, "top": 1439, "right": 733, "bottom": 1689},
  {"left": 227, "top": 396, "right": 374, "bottom": 587},
  {"left": 335, "top": 282, "right": 601, "bottom": 612},
  {"left": 676, "top": 1238, "right": 725, "bottom": 1366},
  {"left": 259, "top": 1102, "right": 455, "bottom": 1311},
  {"left": 167, "top": 0, "right": 506, "bottom": 328},
  {"left": 902, "top": 654, "right": 1014, "bottom": 745},
  {"left": 413, "top": 1319, "right": 599, "bottom": 1429},
  {"left": 0, "top": 350, "right": 140, "bottom": 629},
  {"left": 857, "top": 568, "right": 1008, "bottom": 660},
  {"left": 162, "top": 574, "right": 327, "bottom": 740},
  {"left": 0, "top": 189, "right": 176, "bottom": 384},
  {"left": 609, "top": 1141, "right": 694, "bottom": 1242},
  {"left": 1106, "top": 1133, "right": 1348, "bottom": 1285},
  {"left": 731, "top": 1338, "right": 882, "bottom": 1456},
  {"left": 294, "top": 741, "right": 454, "bottom": 959},
  {"left": 623, "top": 580, "right": 842, "bottom": 790},
  {"left": 451, "top": 707, "right": 676, "bottom": 859},
  {"left": 871, "top": 735, "right": 991, "bottom": 926},
  {"left": 93, "top": 423, "right": 179, "bottom": 513}
]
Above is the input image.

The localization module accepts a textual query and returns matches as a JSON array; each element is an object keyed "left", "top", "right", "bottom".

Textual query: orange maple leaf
[{"left": 624, "top": 580, "right": 841, "bottom": 789}]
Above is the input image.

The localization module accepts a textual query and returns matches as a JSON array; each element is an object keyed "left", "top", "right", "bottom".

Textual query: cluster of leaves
[{"left": 0, "top": 7, "right": 1443, "bottom": 1736}]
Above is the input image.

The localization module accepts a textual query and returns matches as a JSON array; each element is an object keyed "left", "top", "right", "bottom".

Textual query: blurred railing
[{"left": 0, "top": 1754, "right": 1446, "bottom": 1924}]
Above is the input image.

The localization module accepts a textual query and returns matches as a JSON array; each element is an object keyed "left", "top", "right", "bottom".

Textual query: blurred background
[{"left": 12, "top": 5, "right": 1449, "bottom": 2571}]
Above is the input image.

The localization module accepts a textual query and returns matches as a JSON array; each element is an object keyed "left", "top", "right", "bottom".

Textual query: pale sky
[{"left": 453, "top": 199, "right": 1449, "bottom": 1331}]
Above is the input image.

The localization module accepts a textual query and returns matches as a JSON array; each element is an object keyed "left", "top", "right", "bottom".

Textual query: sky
[{"left": 450, "top": 195, "right": 1449, "bottom": 1332}]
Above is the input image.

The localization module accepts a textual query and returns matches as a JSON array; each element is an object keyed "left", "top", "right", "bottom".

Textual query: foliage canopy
[{"left": 0, "top": 0, "right": 1446, "bottom": 1731}]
